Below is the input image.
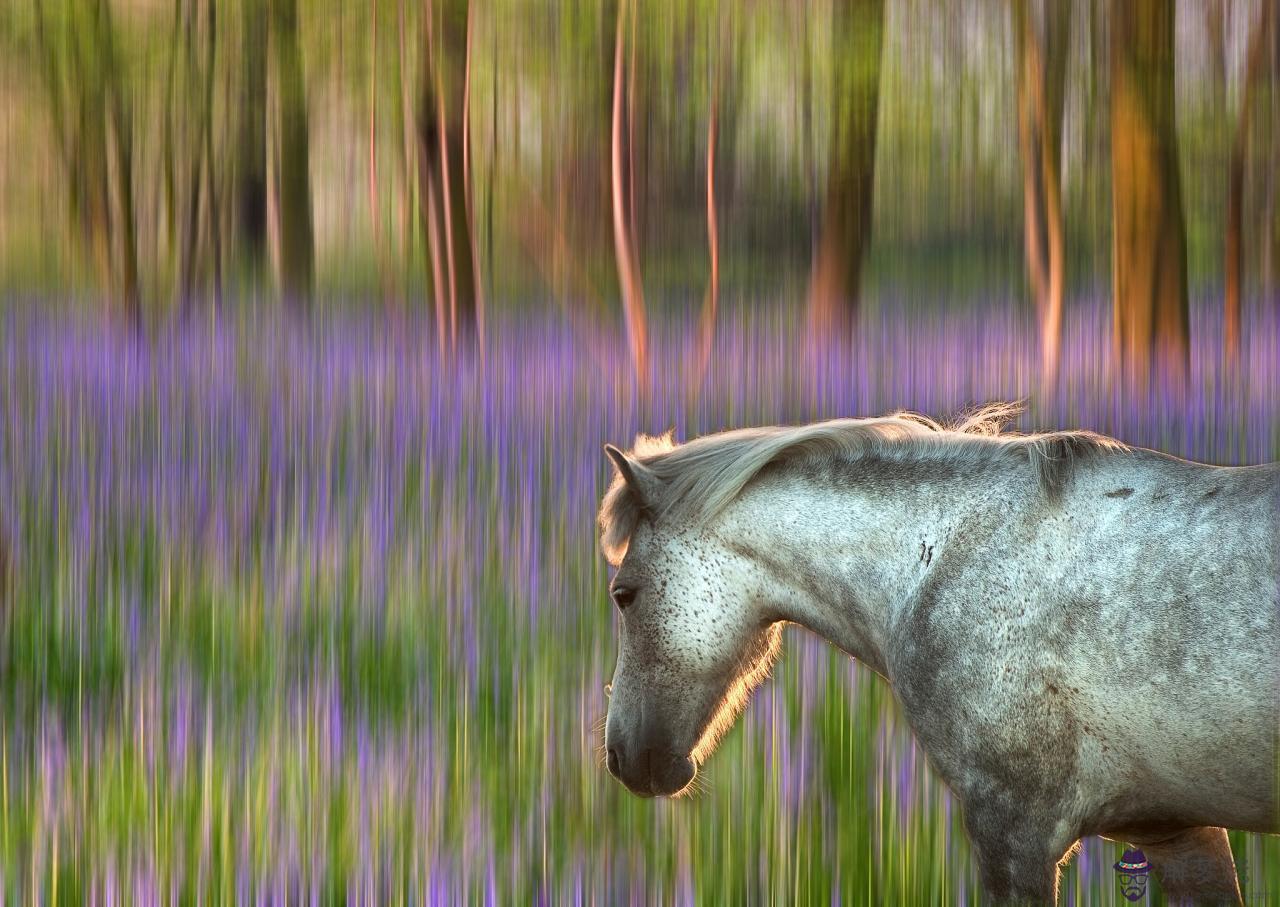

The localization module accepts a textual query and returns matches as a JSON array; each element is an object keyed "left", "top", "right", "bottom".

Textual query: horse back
[{"left": 1044, "top": 454, "right": 1279, "bottom": 833}]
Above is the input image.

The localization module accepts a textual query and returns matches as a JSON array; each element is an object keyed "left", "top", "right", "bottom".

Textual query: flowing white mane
[{"left": 599, "top": 403, "right": 1125, "bottom": 565}]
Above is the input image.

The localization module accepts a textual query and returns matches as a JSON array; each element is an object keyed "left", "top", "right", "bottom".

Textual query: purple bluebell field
[{"left": 2, "top": 295, "right": 1277, "bottom": 903}]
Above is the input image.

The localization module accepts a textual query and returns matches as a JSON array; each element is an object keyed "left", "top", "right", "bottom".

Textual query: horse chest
[{"left": 887, "top": 589, "right": 1084, "bottom": 798}]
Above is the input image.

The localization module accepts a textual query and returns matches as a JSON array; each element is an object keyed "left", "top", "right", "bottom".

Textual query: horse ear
[{"left": 604, "top": 444, "right": 662, "bottom": 509}]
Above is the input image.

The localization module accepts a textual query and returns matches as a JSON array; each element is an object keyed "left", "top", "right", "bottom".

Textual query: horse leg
[
  {"left": 970, "top": 845, "right": 1063, "bottom": 906},
  {"left": 961, "top": 796, "right": 1077, "bottom": 904},
  {"left": 1140, "top": 827, "right": 1242, "bottom": 906}
]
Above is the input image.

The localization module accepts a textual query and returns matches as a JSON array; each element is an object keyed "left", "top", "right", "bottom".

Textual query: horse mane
[{"left": 599, "top": 402, "right": 1125, "bottom": 565}]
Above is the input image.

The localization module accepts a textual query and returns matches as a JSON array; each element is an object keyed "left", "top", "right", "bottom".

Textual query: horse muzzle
[{"left": 605, "top": 740, "right": 696, "bottom": 797}]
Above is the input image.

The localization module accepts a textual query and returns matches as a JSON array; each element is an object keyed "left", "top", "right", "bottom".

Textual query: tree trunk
[
  {"left": 106, "top": 73, "right": 139, "bottom": 317},
  {"left": 1225, "top": 2, "right": 1273, "bottom": 367},
  {"left": 87, "top": 0, "right": 140, "bottom": 318},
  {"left": 36, "top": 0, "right": 141, "bottom": 318},
  {"left": 206, "top": 0, "right": 222, "bottom": 304},
  {"left": 271, "top": 0, "right": 314, "bottom": 307},
  {"left": 1015, "top": 1, "right": 1049, "bottom": 315},
  {"left": 1110, "top": 0, "right": 1189, "bottom": 386},
  {"left": 610, "top": 0, "right": 648, "bottom": 381},
  {"left": 417, "top": 0, "right": 478, "bottom": 352},
  {"left": 1013, "top": 0, "right": 1070, "bottom": 381},
  {"left": 174, "top": 0, "right": 219, "bottom": 309},
  {"left": 809, "top": 0, "right": 885, "bottom": 335},
  {"left": 237, "top": 0, "right": 269, "bottom": 285}
]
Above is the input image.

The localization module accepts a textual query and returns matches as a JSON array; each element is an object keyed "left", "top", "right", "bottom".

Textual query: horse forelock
[{"left": 598, "top": 403, "right": 1125, "bottom": 565}]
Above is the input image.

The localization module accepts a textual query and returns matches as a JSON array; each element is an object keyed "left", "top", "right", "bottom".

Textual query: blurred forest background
[{"left": 1, "top": 0, "right": 1278, "bottom": 382}]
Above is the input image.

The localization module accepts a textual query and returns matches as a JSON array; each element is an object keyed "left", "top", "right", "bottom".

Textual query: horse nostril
[
  {"left": 606, "top": 747, "right": 621, "bottom": 778},
  {"left": 666, "top": 753, "right": 696, "bottom": 793}
]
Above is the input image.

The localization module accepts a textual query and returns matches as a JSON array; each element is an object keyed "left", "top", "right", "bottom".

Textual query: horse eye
[{"left": 611, "top": 586, "right": 636, "bottom": 609}]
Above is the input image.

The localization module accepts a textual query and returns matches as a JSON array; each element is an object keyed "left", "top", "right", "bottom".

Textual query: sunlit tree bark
[
  {"left": 809, "top": 0, "right": 885, "bottom": 336},
  {"left": 270, "top": 0, "right": 314, "bottom": 307},
  {"left": 611, "top": 0, "right": 648, "bottom": 380},
  {"left": 1110, "top": 0, "right": 1188, "bottom": 386},
  {"left": 417, "top": 4, "right": 448, "bottom": 349},
  {"left": 1013, "top": 0, "right": 1070, "bottom": 381},
  {"left": 1016, "top": 3, "right": 1048, "bottom": 314},
  {"left": 417, "top": 0, "right": 479, "bottom": 352},
  {"left": 1225, "top": 1, "right": 1273, "bottom": 367}
]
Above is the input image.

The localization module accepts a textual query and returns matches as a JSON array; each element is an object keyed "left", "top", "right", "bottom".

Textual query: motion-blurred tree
[
  {"left": 610, "top": 0, "right": 647, "bottom": 380},
  {"left": 166, "top": 0, "right": 221, "bottom": 308},
  {"left": 270, "top": 0, "right": 314, "bottom": 308},
  {"left": 696, "top": 4, "right": 734, "bottom": 383},
  {"left": 4, "top": 0, "right": 1277, "bottom": 331},
  {"left": 417, "top": 0, "right": 479, "bottom": 352},
  {"left": 1012, "top": 0, "right": 1070, "bottom": 381},
  {"left": 34, "top": 0, "right": 139, "bottom": 317},
  {"left": 236, "top": 0, "right": 269, "bottom": 289},
  {"left": 1110, "top": 0, "right": 1188, "bottom": 386},
  {"left": 808, "top": 0, "right": 885, "bottom": 336},
  {"left": 1225, "top": 0, "right": 1274, "bottom": 367}
]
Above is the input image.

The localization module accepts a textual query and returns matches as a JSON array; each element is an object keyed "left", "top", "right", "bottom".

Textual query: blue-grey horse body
[{"left": 598, "top": 408, "right": 1278, "bottom": 904}]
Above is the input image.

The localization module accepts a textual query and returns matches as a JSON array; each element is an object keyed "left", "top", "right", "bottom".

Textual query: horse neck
[{"left": 726, "top": 460, "right": 1014, "bottom": 677}]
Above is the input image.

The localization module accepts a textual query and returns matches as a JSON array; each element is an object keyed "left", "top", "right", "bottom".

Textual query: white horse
[{"left": 598, "top": 404, "right": 1278, "bottom": 905}]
